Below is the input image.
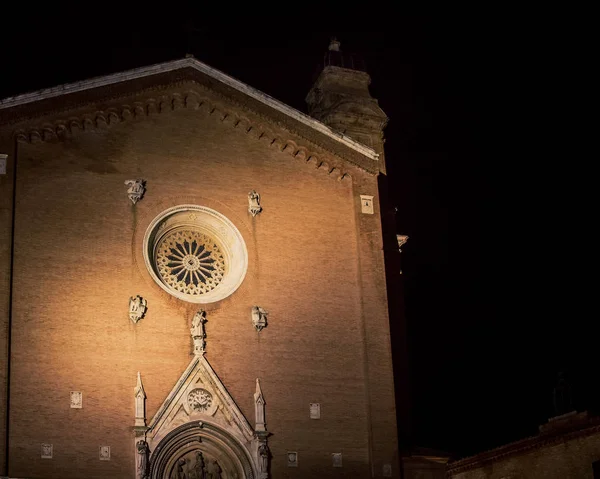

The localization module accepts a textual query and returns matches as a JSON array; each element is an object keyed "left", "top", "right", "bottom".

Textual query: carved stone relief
[
  {"left": 332, "top": 452, "right": 342, "bottom": 467},
  {"left": 248, "top": 190, "right": 263, "bottom": 216},
  {"left": 170, "top": 449, "right": 222, "bottom": 479},
  {"left": 360, "top": 195, "right": 374, "bottom": 214},
  {"left": 100, "top": 445, "right": 111, "bottom": 461},
  {"left": 187, "top": 388, "right": 213, "bottom": 413},
  {"left": 41, "top": 443, "right": 53, "bottom": 459},
  {"left": 309, "top": 402, "right": 321, "bottom": 419},
  {"left": 287, "top": 451, "right": 298, "bottom": 467},
  {"left": 129, "top": 295, "right": 148, "bottom": 324},
  {"left": 70, "top": 391, "right": 82, "bottom": 409},
  {"left": 125, "top": 179, "right": 146, "bottom": 204},
  {"left": 251, "top": 306, "right": 268, "bottom": 332}
]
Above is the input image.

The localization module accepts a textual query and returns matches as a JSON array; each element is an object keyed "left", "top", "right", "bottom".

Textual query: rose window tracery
[
  {"left": 156, "top": 230, "right": 225, "bottom": 296},
  {"left": 143, "top": 205, "right": 248, "bottom": 304},
  {"left": 187, "top": 388, "right": 213, "bottom": 413}
]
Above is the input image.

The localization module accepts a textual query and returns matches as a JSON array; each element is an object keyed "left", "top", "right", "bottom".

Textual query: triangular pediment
[
  {"left": 147, "top": 355, "right": 254, "bottom": 446},
  {"left": 0, "top": 57, "right": 381, "bottom": 174}
]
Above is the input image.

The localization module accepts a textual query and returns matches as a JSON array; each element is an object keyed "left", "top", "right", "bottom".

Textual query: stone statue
[
  {"left": 129, "top": 295, "right": 148, "bottom": 324},
  {"left": 191, "top": 310, "right": 207, "bottom": 355},
  {"left": 206, "top": 459, "right": 222, "bottom": 479},
  {"left": 553, "top": 369, "right": 574, "bottom": 416},
  {"left": 136, "top": 440, "right": 150, "bottom": 479},
  {"left": 258, "top": 443, "right": 270, "bottom": 473},
  {"left": 251, "top": 306, "right": 268, "bottom": 332},
  {"left": 193, "top": 450, "right": 206, "bottom": 479},
  {"left": 248, "top": 190, "right": 262, "bottom": 216},
  {"left": 173, "top": 458, "right": 187, "bottom": 479},
  {"left": 125, "top": 179, "right": 146, "bottom": 204}
]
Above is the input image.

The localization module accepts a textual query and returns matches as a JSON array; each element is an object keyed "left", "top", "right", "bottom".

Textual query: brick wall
[{"left": 3, "top": 84, "right": 399, "bottom": 478}]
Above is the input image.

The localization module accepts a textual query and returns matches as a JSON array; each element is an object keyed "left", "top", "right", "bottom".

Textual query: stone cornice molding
[
  {"left": 10, "top": 84, "right": 365, "bottom": 180},
  {"left": 446, "top": 421, "right": 600, "bottom": 475},
  {"left": 0, "top": 57, "right": 378, "bottom": 161}
]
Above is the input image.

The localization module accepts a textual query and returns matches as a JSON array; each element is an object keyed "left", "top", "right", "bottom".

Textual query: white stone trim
[{"left": 0, "top": 57, "right": 379, "bottom": 160}]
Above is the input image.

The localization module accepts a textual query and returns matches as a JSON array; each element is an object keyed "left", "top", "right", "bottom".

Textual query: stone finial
[
  {"left": 248, "top": 190, "right": 263, "bottom": 216},
  {"left": 191, "top": 310, "right": 207, "bottom": 355},
  {"left": 329, "top": 37, "right": 341, "bottom": 52},
  {"left": 134, "top": 372, "right": 146, "bottom": 427},
  {"left": 129, "top": 295, "right": 147, "bottom": 324},
  {"left": 125, "top": 179, "right": 146, "bottom": 204},
  {"left": 251, "top": 306, "right": 268, "bottom": 332},
  {"left": 254, "top": 378, "right": 266, "bottom": 432}
]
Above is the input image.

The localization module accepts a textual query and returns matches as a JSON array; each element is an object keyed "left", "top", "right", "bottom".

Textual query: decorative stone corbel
[
  {"left": 191, "top": 310, "right": 207, "bottom": 355},
  {"left": 248, "top": 190, "right": 262, "bottom": 216},
  {"left": 125, "top": 179, "right": 146, "bottom": 204},
  {"left": 129, "top": 295, "right": 147, "bottom": 324},
  {"left": 251, "top": 306, "right": 268, "bottom": 332},
  {"left": 134, "top": 372, "right": 146, "bottom": 427}
]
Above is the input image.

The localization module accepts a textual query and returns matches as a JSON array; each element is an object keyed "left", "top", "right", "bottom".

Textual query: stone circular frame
[{"left": 144, "top": 205, "right": 248, "bottom": 304}]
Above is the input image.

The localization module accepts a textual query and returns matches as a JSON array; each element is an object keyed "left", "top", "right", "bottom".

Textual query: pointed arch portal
[{"left": 149, "top": 420, "right": 255, "bottom": 479}]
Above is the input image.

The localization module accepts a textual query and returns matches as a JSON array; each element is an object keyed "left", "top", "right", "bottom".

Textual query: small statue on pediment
[
  {"left": 248, "top": 190, "right": 262, "bottom": 216},
  {"left": 191, "top": 310, "right": 207, "bottom": 355},
  {"left": 125, "top": 179, "right": 146, "bottom": 204}
]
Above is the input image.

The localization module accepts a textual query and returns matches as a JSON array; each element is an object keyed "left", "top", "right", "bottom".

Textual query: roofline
[
  {"left": 447, "top": 419, "right": 600, "bottom": 474},
  {"left": 0, "top": 56, "right": 379, "bottom": 161}
]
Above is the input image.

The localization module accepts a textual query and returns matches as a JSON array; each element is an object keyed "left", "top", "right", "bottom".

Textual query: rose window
[
  {"left": 156, "top": 230, "right": 225, "bottom": 296},
  {"left": 143, "top": 205, "right": 248, "bottom": 304},
  {"left": 187, "top": 388, "right": 213, "bottom": 413}
]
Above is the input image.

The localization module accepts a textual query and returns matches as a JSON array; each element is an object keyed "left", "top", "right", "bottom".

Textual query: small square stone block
[{"left": 99, "top": 446, "right": 111, "bottom": 461}]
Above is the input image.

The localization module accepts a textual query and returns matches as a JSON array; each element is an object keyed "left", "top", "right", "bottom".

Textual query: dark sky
[{"left": 1, "top": 11, "right": 586, "bottom": 459}]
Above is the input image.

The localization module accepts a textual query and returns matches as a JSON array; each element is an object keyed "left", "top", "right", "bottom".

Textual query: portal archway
[{"left": 149, "top": 421, "right": 255, "bottom": 479}]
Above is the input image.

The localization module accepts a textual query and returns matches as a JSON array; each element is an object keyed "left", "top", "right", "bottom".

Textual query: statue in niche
[
  {"left": 258, "top": 443, "right": 270, "bottom": 473},
  {"left": 124, "top": 179, "right": 146, "bottom": 204},
  {"left": 172, "top": 458, "right": 187, "bottom": 479},
  {"left": 206, "top": 459, "right": 222, "bottom": 479},
  {"left": 136, "top": 440, "right": 150, "bottom": 479},
  {"left": 193, "top": 450, "right": 206, "bottom": 479},
  {"left": 251, "top": 306, "right": 268, "bottom": 332},
  {"left": 553, "top": 368, "right": 574, "bottom": 416},
  {"left": 248, "top": 190, "right": 262, "bottom": 216},
  {"left": 129, "top": 295, "right": 148, "bottom": 324},
  {"left": 191, "top": 310, "right": 207, "bottom": 355}
]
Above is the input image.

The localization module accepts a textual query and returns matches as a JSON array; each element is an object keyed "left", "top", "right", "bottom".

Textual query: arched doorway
[{"left": 149, "top": 421, "right": 256, "bottom": 479}]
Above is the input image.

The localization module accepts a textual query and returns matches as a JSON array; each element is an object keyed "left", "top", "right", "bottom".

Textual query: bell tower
[{"left": 306, "top": 38, "right": 389, "bottom": 172}]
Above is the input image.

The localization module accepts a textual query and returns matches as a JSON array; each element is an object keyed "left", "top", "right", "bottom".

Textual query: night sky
[{"left": 1, "top": 11, "right": 585, "bottom": 459}]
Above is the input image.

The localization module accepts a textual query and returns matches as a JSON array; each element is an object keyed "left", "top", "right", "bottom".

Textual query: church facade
[{"left": 0, "top": 46, "right": 400, "bottom": 478}]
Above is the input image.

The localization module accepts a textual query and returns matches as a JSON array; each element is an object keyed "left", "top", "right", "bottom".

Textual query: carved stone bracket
[
  {"left": 125, "top": 179, "right": 146, "bottom": 205},
  {"left": 129, "top": 295, "right": 148, "bottom": 324},
  {"left": 248, "top": 190, "right": 263, "bottom": 217},
  {"left": 251, "top": 306, "right": 268, "bottom": 332}
]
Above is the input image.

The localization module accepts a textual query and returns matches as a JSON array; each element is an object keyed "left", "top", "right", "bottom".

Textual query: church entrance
[{"left": 149, "top": 421, "right": 256, "bottom": 479}]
